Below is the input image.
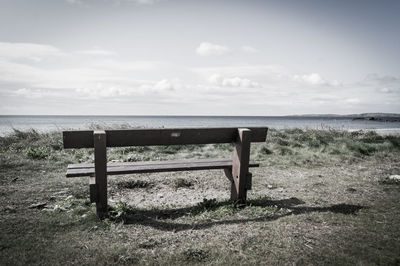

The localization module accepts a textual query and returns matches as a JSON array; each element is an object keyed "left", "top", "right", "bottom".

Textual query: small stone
[
  {"left": 346, "top": 187, "right": 357, "bottom": 192},
  {"left": 389, "top": 175, "right": 400, "bottom": 181},
  {"left": 53, "top": 205, "right": 67, "bottom": 211},
  {"left": 89, "top": 225, "right": 98, "bottom": 231},
  {"left": 65, "top": 195, "right": 74, "bottom": 200},
  {"left": 28, "top": 202, "right": 47, "bottom": 209}
]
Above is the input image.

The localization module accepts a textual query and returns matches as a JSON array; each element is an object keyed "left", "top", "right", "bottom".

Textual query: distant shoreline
[
  {"left": 1, "top": 127, "right": 399, "bottom": 137},
  {"left": 1, "top": 115, "right": 400, "bottom": 136},
  {"left": 0, "top": 112, "right": 399, "bottom": 119},
  {"left": 351, "top": 117, "right": 400, "bottom": 123}
]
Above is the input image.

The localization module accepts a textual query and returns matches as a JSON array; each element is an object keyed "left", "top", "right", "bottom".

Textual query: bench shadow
[{"left": 119, "top": 196, "right": 365, "bottom": 232}]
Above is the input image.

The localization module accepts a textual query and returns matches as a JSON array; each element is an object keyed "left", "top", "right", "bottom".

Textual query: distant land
[
  {"left": 1, "top": 113, "right": 400, "bottom": 118},
  {"left": 291, "top": 113, "right": 400, "bottom": 122},
  {"left": 292, "top": 113, "right": 400, "bottom": 117}
]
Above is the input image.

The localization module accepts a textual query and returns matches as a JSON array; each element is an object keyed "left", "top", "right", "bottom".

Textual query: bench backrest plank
[{"left": 63, "top": 127, "right": 268, "bottom": 148}]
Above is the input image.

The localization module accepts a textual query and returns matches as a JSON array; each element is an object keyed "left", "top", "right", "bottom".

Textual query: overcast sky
[{"left": 0, "top": 0, "right": 399, "bottom": 115}]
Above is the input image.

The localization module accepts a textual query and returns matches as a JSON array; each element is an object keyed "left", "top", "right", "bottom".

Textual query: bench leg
[
  {"left": 94, "top": 130, "right": 107, "bottom": 219},
  {"left": 89, "top": 176, "right": 97, "bottom": 203},
  {"left": 224, "top": 169, "right": 253, "bottom": 201},
  {"left": 224, "top": 168, "right": 238, "bottom": 201},
  {"left": 230, "top": 128, "right": 251, "bottom": 204}
]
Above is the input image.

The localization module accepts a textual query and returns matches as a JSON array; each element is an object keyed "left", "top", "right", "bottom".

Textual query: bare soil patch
[{"left": 1, "top": 129, "right": 400, "bottom": 265}]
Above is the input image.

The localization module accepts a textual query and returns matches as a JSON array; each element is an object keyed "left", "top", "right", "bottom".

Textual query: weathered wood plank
[
  {"left": 94, "top": 131, "right": 107, "bottom": 219},
  {"left": 66, "top": 158, "right": 260, "bottom": 177},
  {"left": 63, "top": 130, "right": 93, "bottom": 149},
  {"left": 231, "top": 128, "right": 251, "bottom": 203},
  {"left": 68, "top": 158, "right": 252, "bottom": 169},
  {"left": 89, "top": 177, "right": 97, "bottom": 203},
  {"left": 63, "top": 127, "right": 268, "bottom": 148},
  {"left": 246, "top": 172, "right": 252, "bottom": 190}
]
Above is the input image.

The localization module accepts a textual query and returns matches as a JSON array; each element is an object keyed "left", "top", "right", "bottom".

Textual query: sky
[{"left": 0, "top": 0, "right": 399, "bottom": 116}]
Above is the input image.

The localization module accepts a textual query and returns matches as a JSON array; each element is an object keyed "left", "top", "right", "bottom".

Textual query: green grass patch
[{"left": 1, "top": 127, "right": 400, "bottom": 265}]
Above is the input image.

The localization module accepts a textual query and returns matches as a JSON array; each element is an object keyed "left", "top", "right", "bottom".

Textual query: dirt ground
[{"left": 1, "top": 129, "right": 400, "bottom": 265}]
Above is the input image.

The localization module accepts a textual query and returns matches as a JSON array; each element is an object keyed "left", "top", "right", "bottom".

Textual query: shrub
[
  {"left": 181, "top": 248, "right": 209, "bottom": 262},
  {"left": 108, "top": 201, "right": 134, "bottom": 223},
  {"left": 12, "top": 128, "right": 40, "bottom": 141},
  {"left": 385, "top": 135, "right": 400, "bottom": 148},
  {"left": 360, "top": 131, "right": 384, "bottom": 143},
  {"left": 116, "top": 180, "right": 152, "bottom": 189},
  {"left": 157, "top": 145, "right": 184, "bottom": 154},
  {"left": 25, "top": 146, "right": 50, "bottom": 160},
  {"left": 277, "top": 146, "right": 293, "bottom": 156},
  {"left": 345, "top": 141, "right": 377, "bottom": 156},
  {"left": 277, "top": 138, "right": 290, "bottom": 146},
  {"left": 259, "top": 145, "right": 273, "bottom": 155},
  {"left": 196, "top": 198, "right": 218, "bottom": 211},
  {"left": 172, "top": 178, "right": 193, "bottom": 189}
]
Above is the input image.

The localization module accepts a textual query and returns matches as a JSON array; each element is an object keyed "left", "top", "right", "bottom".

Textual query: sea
[{"left": 1, "top": 115, "right": 400, "bottom": 136}]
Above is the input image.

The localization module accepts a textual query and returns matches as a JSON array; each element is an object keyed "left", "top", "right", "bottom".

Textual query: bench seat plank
[
  {"left": 66, "top": 158, "right": 260, "bottom": 177},
  {"left": 63, "top": 127, "right": 268, "bottom": 148}
]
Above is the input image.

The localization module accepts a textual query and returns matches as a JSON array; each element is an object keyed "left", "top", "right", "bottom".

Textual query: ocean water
[{"left": 1, "top": 115, "right": 400, "bottom": 135}]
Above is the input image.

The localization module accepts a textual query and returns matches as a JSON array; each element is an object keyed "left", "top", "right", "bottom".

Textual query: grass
[
  {"left": 256, "top": 128, "right": 400, "bottom": 167},
  {"left": 116, "top": 180, "right": 153, "bottom": 189},
  {"left": 172, "top": 177, "right": 194, "bottom": 189},
  {"left": 1, "top": 128, "right": 400, "bottom": 265}
]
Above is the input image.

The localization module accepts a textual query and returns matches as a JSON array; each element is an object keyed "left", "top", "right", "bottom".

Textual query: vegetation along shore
[{"left": 1, "top": 128, "right": 399, "bottom": 265}]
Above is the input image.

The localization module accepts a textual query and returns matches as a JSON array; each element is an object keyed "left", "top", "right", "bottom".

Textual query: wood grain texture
[
  {"left": 231, "top": 128, "right": 251, "bottom": 203},
  {"left": 89, "top": 177, "right": 97, "bottom": 203},
  {"left": 67, "top": 158, "right": 260, "bottom": 177},
  {"left": 63, "top": 127, "right": 268, "bottom": 148},
  {"left": 94, "top": 131, "right": 107, "bottom": 219}
]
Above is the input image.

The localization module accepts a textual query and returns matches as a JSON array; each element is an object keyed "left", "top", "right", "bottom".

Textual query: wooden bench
[{"left": 63, "top": 127, "right": 268, "bottom": 218}]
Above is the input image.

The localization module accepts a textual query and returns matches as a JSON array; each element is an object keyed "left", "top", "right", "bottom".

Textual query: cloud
[
  {"left": 208, "top": 74, "right": 260, "bottom": 88},
  {"left": 196, "top": 42, "right": 232, "bottom": 56},
  {"left": 0, "top": 45, "right": 174, "bottom": 92},
  {"left": 380, "top": 87, "right": 391, "bottom": 93},
  {"left": 193, "top": 65, "right": 287, "bottom": 79},
  {"left": 364, "top": 73, "right": 400, "bottom": 83},
  {"left": 241, "top": 45, "right": 259, "bottom": 53},
  {"left": 76, "top": 48, "right": 116, "bottom": 56},
  {"left": 65, "top": 0, "right": 162, "bottom": 5},
  {"left": 345, "top": 98, "right": 360, "bottom": 104},
  {"left": 292, "top": 73, "right": 341, "bottom": 87},
  {"left": 75, "top": 79, "right": 183, "bottom": 98},
  {"left": 293, "top": 73, "right": 325, "bottom": 85},
  {"left": 15, "top": 88, "right": 43, "bottom": 99},
  {"left": 128, "top": 0, "right": 162, "bottom": 4},
  {"left": 152, "top": 79, "right": 183, "bottom": 91},
  {"left": 76, "top": 85, "right": 132, "bottom": 98},
  {"left": 1, "top": 41, "right": 398, "bottom": 115},
  {"left": 65, "top": 0, "right": 83, "bottom": 4},
  {"left": 358, "top": 74, "right": 400, "bottom": 95},
  {"left": 196, "top": 43, "right": 259, "bottom": 56},
  {"left": 0, "top": 42, "right": 63, "bottom": 61}
]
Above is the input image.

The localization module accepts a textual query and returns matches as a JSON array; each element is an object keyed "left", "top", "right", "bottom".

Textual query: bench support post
[
  {"left": 230, "top": 128, "right": 251, "bottom": 204},
  {"left": 89, "top": 176, "right": 97, "bottom": 203},
  {"left": 94, "top": 130, "right": 107, "bottom": 219}
]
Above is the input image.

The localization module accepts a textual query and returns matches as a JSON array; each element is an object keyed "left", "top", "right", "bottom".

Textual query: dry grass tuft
[{"left": 0, "top": 128, "right": 399, "bottom": 265}]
